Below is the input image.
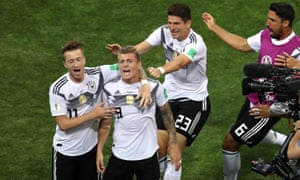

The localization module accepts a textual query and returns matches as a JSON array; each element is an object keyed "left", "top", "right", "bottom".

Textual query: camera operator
[
  {"left": 287, "top": 120, "right": 300, "bottom": 160},
  {"left": 280, "top": 55, "right": 300, "bottom": 160},
  {"left": 203, "top": 2, "right": 300, "bottom": 179},
  {"left": 249, "top": 54, "right": 300, "bottom": 120}
]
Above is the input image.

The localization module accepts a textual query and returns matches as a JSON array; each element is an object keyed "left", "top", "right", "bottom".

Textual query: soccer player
[
  {"left": 97, "top": 46, "right": 181, "bottom": 180},
  {"left": 49, "top": 41, "right": 151, "bottom": 180},
  {"left": 106, "top": 3, "right": 210, "bottom": 179},
  {"left": 202, "top": 2, "right": 300, "bottom": 180}
]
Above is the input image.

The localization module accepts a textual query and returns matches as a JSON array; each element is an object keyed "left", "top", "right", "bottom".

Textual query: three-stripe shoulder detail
[
  {"left": 52, "top": 76, "right": 68, "bottom": 95},
  {"left": 85, "top": 68, "right": 101, "bottom": 75},
  {"left": 189, "top": 33, "right": 197, "bottom": 44}
]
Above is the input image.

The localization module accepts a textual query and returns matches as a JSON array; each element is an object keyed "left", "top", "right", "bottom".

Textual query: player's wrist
[
  {"left": 157, "top": 67, "right": 165, "bottom": 75},
  {"left": 141, "top": 79, "right": 149, "bottom": 86}
]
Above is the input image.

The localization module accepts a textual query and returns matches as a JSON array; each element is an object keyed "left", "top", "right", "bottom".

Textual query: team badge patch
[
  {"left": 126, "top": 95, "right": 134, "bottom": 105},
  {"left": 79, "top": 94, "right": 87, "bottom": 104},
  {"left": 187, "top": 48, "right": 196, "bottom": 59},
  {"left": 87, "top": 81, "right": 96, "bottom": 92}
]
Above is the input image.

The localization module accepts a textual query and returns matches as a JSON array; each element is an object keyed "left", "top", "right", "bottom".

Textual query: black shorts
[
  {"left": 230, "top": 99, "right": 281, "bottom": 147},
  {"left": 156, "top": 96, "right": 211, "bottom": 146},
  {"left": 52, "top": 146, "right": 98, "bottom": 180},
  {"left": 102, "top": 153, "right": 160, "bottom": 180}
]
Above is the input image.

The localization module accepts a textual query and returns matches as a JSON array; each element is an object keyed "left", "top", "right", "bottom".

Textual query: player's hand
[
  {"left": 147, "top": 67, "right": 162, "bottom": 78},
  {"left": 105, "top": 43, "right": 121, "bottom": 55},
  {"left": 202, "top": 12, "right": 216, "bottom": 30},
  {"left": 96, "top": 147, "right": 105, "bottom": 174},
  {"left": 275, "top": 52, "right": 300, "bottom": 69},
  {"left": 249, "top": 104, "right": 270, "bottom": 119},
  {"left": 167, "top": 143, "right": 182, "bottom": 171},
  {"left": 92, "top": 101, "right": 115, "bottom": 119},
  {"left": 136, "top": 84, "right": 152, "bottom": 108}
]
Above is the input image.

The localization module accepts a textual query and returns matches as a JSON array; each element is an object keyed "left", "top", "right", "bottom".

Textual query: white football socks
[
  {"left": 159, "top": 156, "right": 167, "bottom": 174},
  {"left": 222, "top": 149, "right": 240, "bottom": 180}
]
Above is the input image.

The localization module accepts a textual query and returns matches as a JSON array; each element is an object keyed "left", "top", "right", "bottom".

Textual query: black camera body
[
  {"left": 243, "top": 64, "right": 300, "bottom": 179},
  {"left": 242, "top": 63, "right": 300, "bottom": 120},
  {"left": 251, "top": 132, "right": 300, "bottom": 179}
]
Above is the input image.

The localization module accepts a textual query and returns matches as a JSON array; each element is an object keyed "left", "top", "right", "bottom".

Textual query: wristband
[
  {"left": 141, "top": 79, "right": 149, "bottom": 86},
  {"left": 157, "top": 67, "right": 165, "bottom": 75}
]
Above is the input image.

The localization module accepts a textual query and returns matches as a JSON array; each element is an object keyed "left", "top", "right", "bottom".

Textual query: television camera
[
  {"left": 242, "top": 63, "right": 300, "bottom": 179},
  {"left": 242, "top": 63, "right": 300, "bottom": 120}
]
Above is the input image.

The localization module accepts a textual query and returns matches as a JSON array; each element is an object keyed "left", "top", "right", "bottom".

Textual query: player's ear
[
  {"left": 186, "top": 19, "right": 192, "bottom": 28},
  {"left": 282, "top": 20, "right": 289, "bottom": 28},
  {"left": 63, "top": 61, "right": 68, "bottom": 68}
]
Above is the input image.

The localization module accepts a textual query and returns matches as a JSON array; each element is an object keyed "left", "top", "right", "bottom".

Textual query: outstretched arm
[
  {"left": 159, "top": 102, "right": 182, "bottom": 170},
  {"left": 202, "top": 12, "right": 252, "bottom": 52},
  {"left": 106, "top": 41, "right": 153, "bottom": 56},
  {"left": 147, "top": 54, "right": 191, "bottom": 78}
]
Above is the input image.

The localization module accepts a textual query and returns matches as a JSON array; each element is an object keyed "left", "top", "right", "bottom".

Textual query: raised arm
[
  {"left": 135, "top": 41, "right": 153, "bottom": 55},
  {"left": 202, "top": 12, "right": 252, "bottom": 52},
  {"left": 106, "top": 41, "right": 153, "bottom": 56}
]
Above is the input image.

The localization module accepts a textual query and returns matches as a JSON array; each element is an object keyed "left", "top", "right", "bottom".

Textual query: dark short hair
[
  {"left": 167, "top": 3, "right": 191, "bottom": 22},
  {"left": 61, "top": 41, "right": 84, "bottom": 60},
  {"left": 119, "top": 46, "right": 141, "bottom": 61},
  {"left": 270, "top": 2, "right": 295, "bottom": 27}
]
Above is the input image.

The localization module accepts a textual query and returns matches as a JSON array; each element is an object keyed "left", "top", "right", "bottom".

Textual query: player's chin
[
  {"left": 171, "top": 35, "right": 179, "bottom": 39},
  {"left": 171, "top": 32, "right": 179, "bottom": 38}
]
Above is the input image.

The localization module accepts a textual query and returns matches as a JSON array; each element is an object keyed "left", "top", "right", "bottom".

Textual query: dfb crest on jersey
[
  {"left": 79, "top": 94, "right": 87, "bottom": 104},
  {"left": 126, "top": 95, "right": 134, "bottom": 105}
]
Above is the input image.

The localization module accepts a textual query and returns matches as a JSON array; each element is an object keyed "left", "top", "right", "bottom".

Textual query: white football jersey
[
  {"left": 104, "top": 78, "right": 168, "bottom": 160},
  {"left": 146, "top": 25, "right": 208, "bottom": 101},
  {"left": 49, "top": 64, "right": 120, "bottom": 156}
]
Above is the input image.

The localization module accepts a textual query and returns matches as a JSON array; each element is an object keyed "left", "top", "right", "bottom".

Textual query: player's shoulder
[
  {"left": 189, "top": 29, "right": 205, "bottom": 42},
  {"left": 156, "top": 24, "right": 169, "bottom": 32},
  {"left": 148, "top": 78, "right": 162, "bottom": 89},
  {"left": 49, "top": 73, "right": 69, "bottom": 94},
  {"left": 84, "top": 66, "right": 102, "bottom": 75}
]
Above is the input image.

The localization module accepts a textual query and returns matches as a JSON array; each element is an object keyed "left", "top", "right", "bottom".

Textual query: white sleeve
[
  {"left": 183, "top": 42, "right": 206, "bottom": 62},
  {"left": 291, "top": 47, "right": 300, "bottom": 60},
  {"left": 145, "top": 27, "right": 163, "bottom": 46},
  {"left": 99, "top": 64, "right": 121, "bottom": 84},
  {"left": 49, "top": 87, "right": 67, "bottom": 117},
  {"left": 247, "top": 30, "right": 263, "bottom": 52},
  {"left": 155, "top": 83, "right": 168, "bottom": 107}
]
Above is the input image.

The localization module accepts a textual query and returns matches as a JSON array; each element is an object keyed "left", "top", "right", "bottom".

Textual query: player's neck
[{"left": 279, "top": 28, "right": 293, "bottom": 40}]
